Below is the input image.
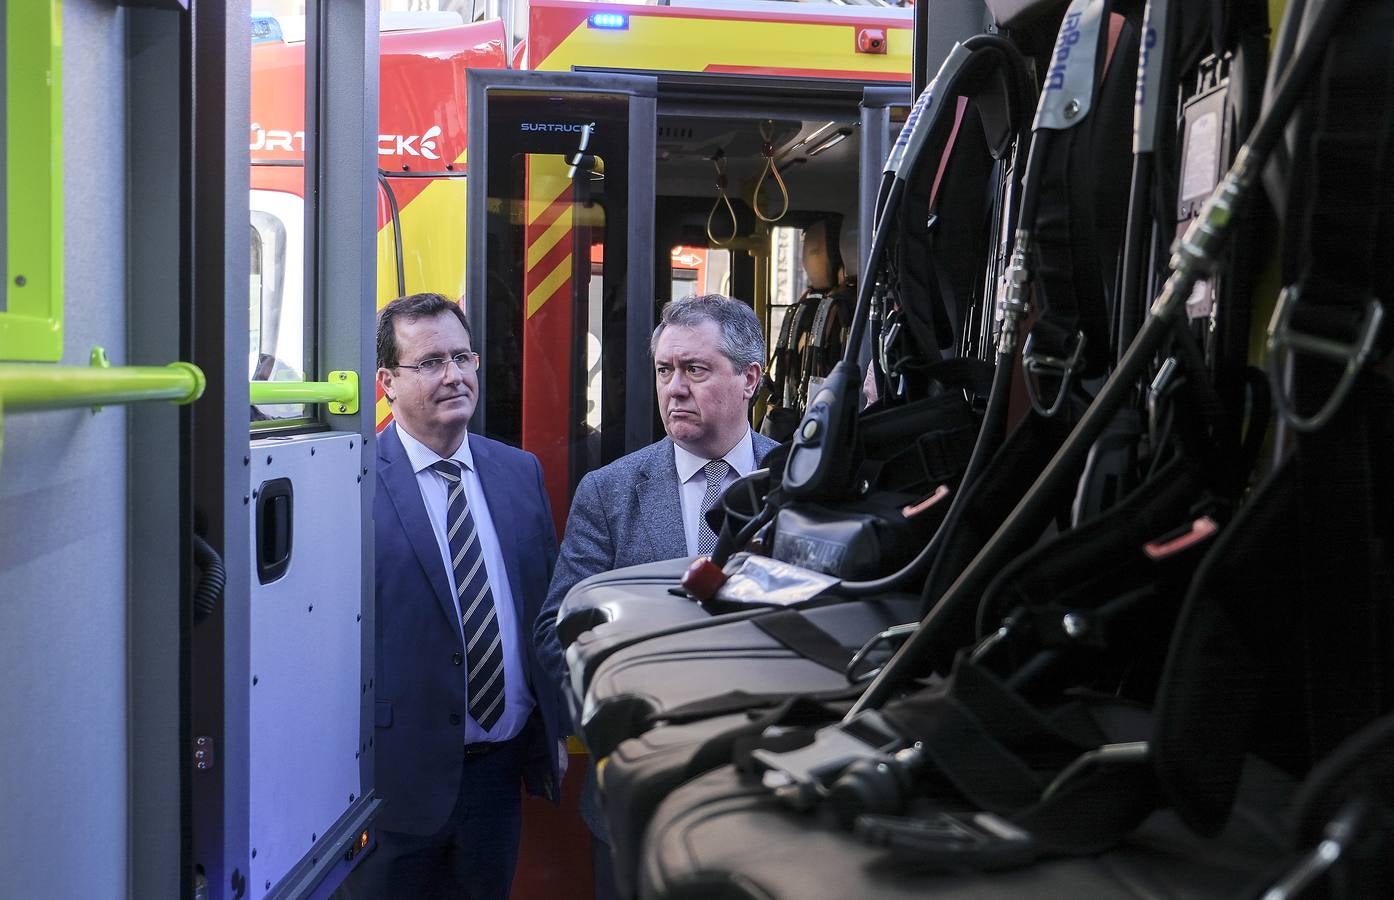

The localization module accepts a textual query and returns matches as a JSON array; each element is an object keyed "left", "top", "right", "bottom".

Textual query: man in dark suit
[
  {"left": 353, "top": 292, "right": 564, "bottom": 900},
  {"left": 533, "top": 294, "right": 778, "bottom": 897}
]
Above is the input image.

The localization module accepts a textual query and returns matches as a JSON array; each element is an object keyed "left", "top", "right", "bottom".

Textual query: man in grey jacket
[{"left": 533, "top": 294, "right": 779, "bottom": 897}]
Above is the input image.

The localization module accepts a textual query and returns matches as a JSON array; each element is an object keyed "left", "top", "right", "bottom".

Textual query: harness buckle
[
  {"left": 1022, "top": 329, "right": 1087, "bottom": 417},
  {"left": 1267, "top": 287, "right": 1385, "bottom": 433},
  {"left": 752, "top": 710, "right": 905, "bottom": 809}
]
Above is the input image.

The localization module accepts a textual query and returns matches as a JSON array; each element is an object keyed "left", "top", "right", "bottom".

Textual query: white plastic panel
[{"left": 248, "top": 431, "right": 363, "bottom": 896}]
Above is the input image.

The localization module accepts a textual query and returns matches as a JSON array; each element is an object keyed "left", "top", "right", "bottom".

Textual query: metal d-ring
[
  {"left": 1266, "top": 287, "right": 1385, "bottom": 433},
  {"left": 846, "top": 622, "right": 918, "bottom": 683},
  {"left": 1022, "top": 329, "right": 1086, "bottom": 418}
]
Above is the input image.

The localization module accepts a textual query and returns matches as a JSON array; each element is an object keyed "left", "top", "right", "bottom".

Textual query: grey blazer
[{"left": 533, "top": 432, "right": 778, "bottom": 692}]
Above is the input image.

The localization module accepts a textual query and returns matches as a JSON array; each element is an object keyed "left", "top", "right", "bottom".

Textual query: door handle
[{"left": 256, "top": 477, "right": 294, "bottom": 583}]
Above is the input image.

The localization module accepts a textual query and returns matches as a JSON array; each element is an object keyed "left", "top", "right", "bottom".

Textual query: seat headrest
[
  {"left": 803, "top": 216, "right": 852, "bottom": 290},
  {"left": 840, "top": 226, "right": 859, "bottom": 282}
]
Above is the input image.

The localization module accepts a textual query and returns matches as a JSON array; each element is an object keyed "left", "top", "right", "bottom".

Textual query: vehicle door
[{"left": 467, "top": 70, "right": 657, "bottom": 527}]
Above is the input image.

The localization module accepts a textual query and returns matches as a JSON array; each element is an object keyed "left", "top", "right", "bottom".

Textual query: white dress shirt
[
  {"left": 673, "top": 428, "right": 757, "bottom": 557},
  {"left": 397, "top": 427, "right": 534, "bottom": 744}
]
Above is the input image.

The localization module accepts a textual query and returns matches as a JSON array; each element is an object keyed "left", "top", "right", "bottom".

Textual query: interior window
[
  {"left": 249, "top": 202, "right": 308, "bottom": 420},
  {"left": 249, "top": 9, "right": 314, "bottom": 424},
  {"left": 484, "top": 147, "right": 618, "bottom": 511}
]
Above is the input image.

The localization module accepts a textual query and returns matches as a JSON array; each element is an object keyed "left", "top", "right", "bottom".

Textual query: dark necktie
[
  {"left": 698, "top": 459, "right": 730, "bottom": 557},
  {"left": 431, "top": 460, "right": 506, "bottom": 732}
]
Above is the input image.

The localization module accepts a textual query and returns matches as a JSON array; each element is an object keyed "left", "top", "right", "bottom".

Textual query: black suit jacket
[{"left": 374, "top": 423, "right": 562, "bottom": 835}]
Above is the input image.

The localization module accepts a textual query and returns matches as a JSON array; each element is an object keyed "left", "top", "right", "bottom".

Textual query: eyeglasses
[{"left": 395, "top": 351, "right": 480, "bottom": 376}]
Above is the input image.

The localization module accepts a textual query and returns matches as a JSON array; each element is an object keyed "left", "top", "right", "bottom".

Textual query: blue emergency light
[
  {"left": 250, "top": 15, "right": 284, "bottom": 44},
  {"left": 587, "top": 12, "right": 629, "bottom": 30}
]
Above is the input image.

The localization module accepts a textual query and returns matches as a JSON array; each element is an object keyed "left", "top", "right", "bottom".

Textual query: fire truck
[
  {"left": 252, "top": 0, "right": 912, "bottom": 516},
  {"left": 250, "top": 2, "right": 913, "bottom": 892}
]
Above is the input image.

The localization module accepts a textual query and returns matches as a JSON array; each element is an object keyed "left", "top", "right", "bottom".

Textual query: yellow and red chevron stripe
[{"left": 523, "top": 155, "right": 579, "bottom": 534}]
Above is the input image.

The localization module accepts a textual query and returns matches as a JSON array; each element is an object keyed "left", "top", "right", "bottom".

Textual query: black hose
[
  {"left": 849, "top": 0, "right": 1355, "bottom": 716},
  {"left": 822, "top": 38, "right": 1036, "bottom": 593},
  {"left": 847, "top": 34, "right": 1032, "bottom": 367},
  {"left": 192, "top": 533, "right": 226, "bottom": 623}
]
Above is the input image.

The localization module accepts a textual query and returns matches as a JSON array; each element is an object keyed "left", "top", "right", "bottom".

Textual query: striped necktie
[
  {"left": 431, "top": 460, "right": 506, "bottom": 732},
  {"left": 697, "top": 459, "right": 730, "bottom": 557}
]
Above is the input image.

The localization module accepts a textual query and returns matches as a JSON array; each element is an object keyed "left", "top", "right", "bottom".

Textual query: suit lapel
[
  {"left": 471, "top": 436, "right": 527, "bottom": 616},
  {"left": 380, "top": 425, "right": 459, "bottom": 634},
  {"left": 635, "top": 440, "right": 688, "bottom": 560}
]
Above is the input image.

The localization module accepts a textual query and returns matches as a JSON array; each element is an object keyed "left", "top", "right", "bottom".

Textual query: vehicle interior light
[{"left": 807, "top": 129, "right": 851, "bottom": 157}]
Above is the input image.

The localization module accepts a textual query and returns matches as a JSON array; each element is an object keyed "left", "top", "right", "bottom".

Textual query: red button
[{"left": 682, "top": 557, "right": 727, "bottom": 601}]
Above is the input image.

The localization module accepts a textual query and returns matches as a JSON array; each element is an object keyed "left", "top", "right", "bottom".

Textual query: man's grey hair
[{"left": 650, "top": 294, "right": 765, "bottom": 372}]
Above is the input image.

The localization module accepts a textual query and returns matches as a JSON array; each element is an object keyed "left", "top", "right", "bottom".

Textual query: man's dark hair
[
  {"left": 376, "top": 292, "right": 473, "bottom": 370},
  {"left": 650, "top": 293, "right": 765, "bottom": 372}
]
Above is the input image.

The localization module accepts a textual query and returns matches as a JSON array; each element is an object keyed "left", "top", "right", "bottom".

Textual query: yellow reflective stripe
[
  {"left": 525, "top": 203, "right": 574, "bottom": 271},
  {"left": 535, "top": 15, "right": 910, "bottom": 76},
  {"left": 526, "top": 254, "right": 572, "bottom": 318}
]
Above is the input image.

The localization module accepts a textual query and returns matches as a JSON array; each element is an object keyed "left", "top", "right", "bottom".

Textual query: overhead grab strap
[
  {"left": 706, "top": 150, "right": 739, "bottom": 246},
  {"left": 753, "top": 120, "right": 790, "bottom": 223}
]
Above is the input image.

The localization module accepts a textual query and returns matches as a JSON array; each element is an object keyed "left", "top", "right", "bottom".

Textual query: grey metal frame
[
  {"left": 189, "top": 2, "right": 253, "bottom": 898},
  {"left": 858, "top": 86, "right": 911, "bottom": 371},
  {"left": 859, "top": 86, "right": 911, "bottom": 285},
  {"left": 310, "top": 0, "right": 379, "bottom": 815},
  {"left": 464, "top": 69, "right": 657, "bottom": 451},
  {"left": 279, "top": 2, "right": 382, "bottom": 896},
  {"left": 189, "top": 2, "right": 379, "bottom": 897},
  {"left": 126, "top": 7, "right": 190, "bottom": 898}
]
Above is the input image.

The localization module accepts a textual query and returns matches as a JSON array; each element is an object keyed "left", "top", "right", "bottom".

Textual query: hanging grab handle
[
  {"left": 753, "top": 121, "right": 790, "bottom": 223},
  {"left": 706, "top": 151, "right": 739, "bottom": 245}
]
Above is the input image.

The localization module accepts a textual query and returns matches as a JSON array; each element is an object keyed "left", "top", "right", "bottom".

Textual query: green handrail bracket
[
  {"left": 249, "top": 370, "right": 359, "bottom": 415},
  {"left": 0, "top": 347, "right": 204, "bottom": 466},
  {"left": 2, "top": 0, "right": 64, "bottom": 362}
]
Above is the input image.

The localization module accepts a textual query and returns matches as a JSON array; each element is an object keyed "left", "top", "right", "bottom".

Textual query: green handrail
[
  {"left": 0, "top": 348, "right": 205, "bottom": 467},
  {"left": 249, "top": 370, "right": 359, "bottom": 414},
  {"left": 0, "top": 359, "right": 205, "bottom": 411}
]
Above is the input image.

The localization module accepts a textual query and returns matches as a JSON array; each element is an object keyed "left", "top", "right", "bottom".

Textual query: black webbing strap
[
  {"left": 686, "top": 692, "right": 859, "bottom": 781},
  {"left": 916, "top": 399, "right": 1087, "bottom": 661},
  {"left": 883, "top": 654, "right": 1157, "bottom": 854},
  {"left": 1009, "top": 750, "right": 1158, "bottom": 854},
  {"left": 650, "top": 681, "right": 866, "bottom": 730},
  {"left": 1152, "top": 2, "right": 1394, "bottom": 835},
  {"left": 749, "top": 608, "right": 855, "bottom": 674},
  {"left": 766, "top": 295, "right": 801, "bottom": 400},
  {"left": 882, "top": 654, "right": 1099, "bottom": 810},
  {"left": 1026, "top": 3, "right": 1136, "bottom": 401},
  {"left": 777, "top": 293, "right": 820, "bottom": 407},
  {"left": 1287, "top": 0, "right": 1394, "bottom": 764},
  {"left": 802, "top": 287, "right": 852, "bottom": 384}
]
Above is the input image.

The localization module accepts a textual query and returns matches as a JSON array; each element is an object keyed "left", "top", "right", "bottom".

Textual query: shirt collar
[
  {"left": 673, "top": 427, "right": 756, "bottom": 484},
  {"left": 396, "top": 424, "right": 475, "bottom": 475}
]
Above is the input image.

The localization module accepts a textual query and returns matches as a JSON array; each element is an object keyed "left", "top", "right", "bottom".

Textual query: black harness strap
[
  {"left": 1287, "top": 1, "right": 1394, "bottom": 764},
  {"left": 649, "top": 681, "right": 867, "bottom": 729},
  {"left": 750, "top": 608, "right": 857, "bottom": 674}
]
